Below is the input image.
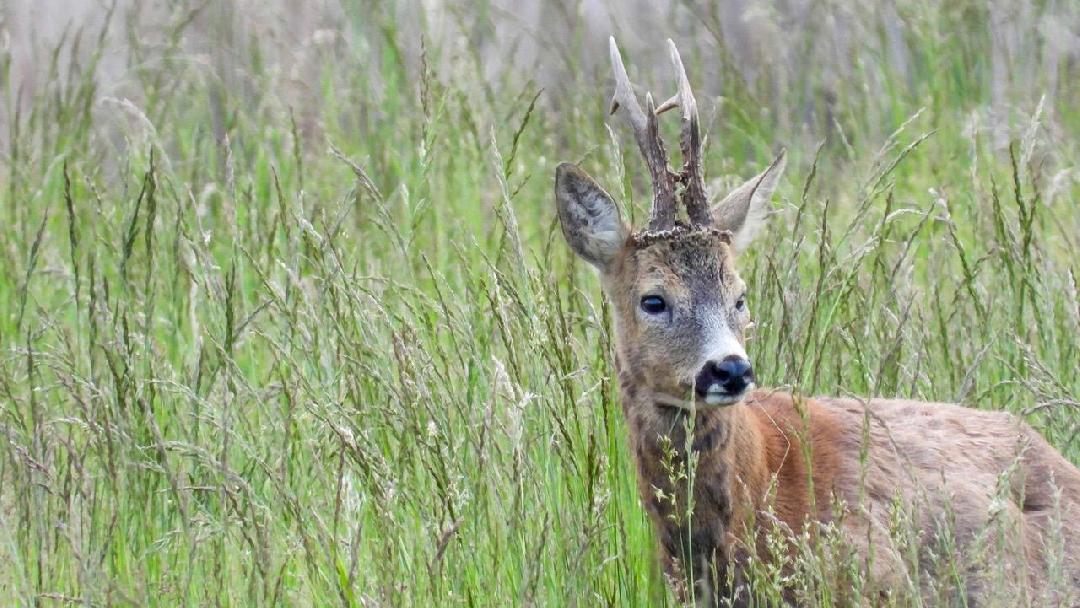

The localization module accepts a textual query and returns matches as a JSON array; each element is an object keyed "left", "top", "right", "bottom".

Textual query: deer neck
[{"left": 616, "top": 364, "right": 772, "bottom": 555}]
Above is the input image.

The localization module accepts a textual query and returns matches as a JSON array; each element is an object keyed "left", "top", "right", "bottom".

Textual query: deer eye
[{"left": 640, "top": 295, "right": 667, "bottom": 315}]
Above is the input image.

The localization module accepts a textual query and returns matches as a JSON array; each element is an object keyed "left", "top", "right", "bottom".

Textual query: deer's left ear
[
  {"left": 710, "top": 151, "right": 786, "bottom": 251},
  {"left": 555, "top": 163, "right": 628, "bottom": 270}
]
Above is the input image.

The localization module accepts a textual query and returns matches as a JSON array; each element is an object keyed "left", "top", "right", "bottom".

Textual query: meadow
[{"left": 1, "top": 0, "right": 1078, "bottom": 605}]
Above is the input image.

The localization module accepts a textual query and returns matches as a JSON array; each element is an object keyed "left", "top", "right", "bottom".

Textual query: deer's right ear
[
  {"left": 709, "top": 151, "right": 786, "bottom": 251},
  {"left": 555, "top": 163, "right": 628, "bottom": 270}
]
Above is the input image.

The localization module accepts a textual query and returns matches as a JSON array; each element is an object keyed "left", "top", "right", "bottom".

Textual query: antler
[
  {"left": 609, "top": 37, "right": 678, "bottom": 231},
  {"left": 655, "top": 39, "right": 709, "bottom": 226}
]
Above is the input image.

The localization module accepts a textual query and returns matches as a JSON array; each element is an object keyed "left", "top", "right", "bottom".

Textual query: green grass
[{"left": 1, "top": 1, "right": 1078, "bottom": 605}]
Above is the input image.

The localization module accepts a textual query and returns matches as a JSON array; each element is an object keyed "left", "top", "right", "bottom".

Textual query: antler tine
[
  {"left": 608, "top": 37, "right": 677, "bottom": 231},
  {"left": 609, "top": 37, "right": 647, "bottom": 133},
  {"left": 657, "top": 39, "right": 710, "bottom": 226}
]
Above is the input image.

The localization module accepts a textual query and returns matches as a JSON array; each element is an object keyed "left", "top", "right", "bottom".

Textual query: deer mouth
[
  {"left": 697, "top": 383, "right": 753, "bottom": 406},
  {"left": 653, "top": 380, "right": 754, "bottom": 411}
]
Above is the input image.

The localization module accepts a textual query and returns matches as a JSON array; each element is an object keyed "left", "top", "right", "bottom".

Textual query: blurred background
[{"left": 6, "top": 0, "right": 1080, "bottom": 155}]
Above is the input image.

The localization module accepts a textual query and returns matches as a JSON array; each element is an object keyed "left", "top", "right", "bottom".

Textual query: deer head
[{"left": 555, "top": 38, "right": 785, "bottom": 410}]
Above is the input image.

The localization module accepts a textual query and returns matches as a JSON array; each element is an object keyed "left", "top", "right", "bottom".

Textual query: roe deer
[{"left": 554, "top": 38, "right": 1080, "bottom": 606}]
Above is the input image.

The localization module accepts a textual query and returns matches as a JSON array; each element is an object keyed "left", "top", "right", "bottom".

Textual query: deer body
[
  {"left": 556, "top": 38, "right": 1080, "bottom": 605},
  {"left": 623, "top": 385, "right": 1080, "bottom": 605}
]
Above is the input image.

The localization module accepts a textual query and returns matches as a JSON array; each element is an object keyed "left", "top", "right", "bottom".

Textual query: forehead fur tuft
[{"left": 629, "top": 224, "right": 733, "bottom": 249}]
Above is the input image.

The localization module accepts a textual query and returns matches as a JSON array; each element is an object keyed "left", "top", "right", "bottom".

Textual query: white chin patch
[{"left": 701, "top": 383, "right": 753, "bottom": 406}]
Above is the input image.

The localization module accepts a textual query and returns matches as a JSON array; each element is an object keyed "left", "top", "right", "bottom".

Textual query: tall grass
[{"left": 1, "top": 1, "right": 1078, "bottom": 605}]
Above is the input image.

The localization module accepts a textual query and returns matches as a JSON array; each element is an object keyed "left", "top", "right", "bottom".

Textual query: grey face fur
[{"left": 614, "top": 229, "right": 750, "bottom": 405}]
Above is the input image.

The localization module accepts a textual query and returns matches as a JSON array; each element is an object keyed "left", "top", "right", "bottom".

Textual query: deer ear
[
  {"left": 709, "top": 151, "right": 786, "bottom": 251},
  {"left": 555, "top": 163, "right": 628, "bottom": 270}
]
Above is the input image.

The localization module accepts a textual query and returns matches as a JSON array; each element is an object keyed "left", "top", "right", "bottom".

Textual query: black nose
[{"left": 695, "top": 355, "right": 755, "bottom": 397}]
